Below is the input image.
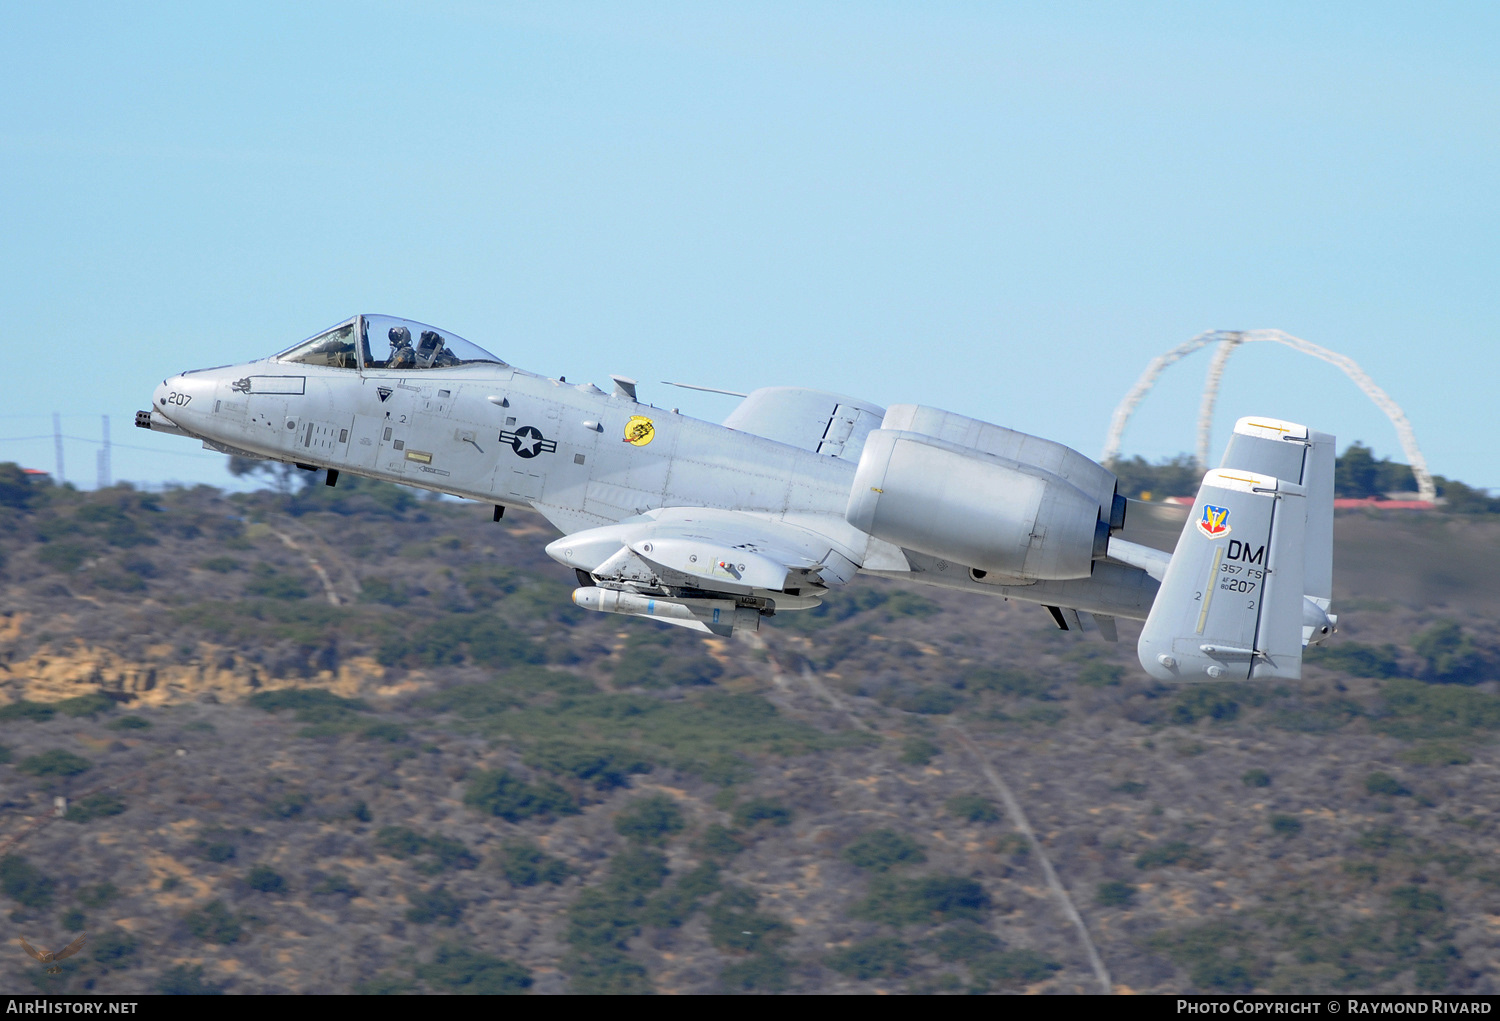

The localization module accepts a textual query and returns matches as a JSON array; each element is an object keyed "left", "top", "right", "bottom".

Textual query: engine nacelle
[{"left": 845, "top": 429, "right": 1108, "bottom": 581}]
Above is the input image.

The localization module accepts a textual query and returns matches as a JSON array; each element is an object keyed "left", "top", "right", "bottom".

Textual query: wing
[
  {"left": 54, "top": 934, "right": 88, "bottom": 960},
  {"left": 19, "top": 937, "right": 45, "bottom": 962},
  {"left": 721, "top": 387, "right": 885, "bottom": 462},
  {"left": 547, "top": 508, "right": 867, "bottom": 636}
]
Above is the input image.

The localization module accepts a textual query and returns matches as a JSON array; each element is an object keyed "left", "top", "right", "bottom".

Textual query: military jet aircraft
[{"left": 141, "top": 314, "right": 1336, "bottom": 680}]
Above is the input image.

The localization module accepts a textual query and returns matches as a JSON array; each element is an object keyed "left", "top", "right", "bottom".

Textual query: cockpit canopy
[{"left": 276, "top": 315, "right": 505, "bottom": 371}]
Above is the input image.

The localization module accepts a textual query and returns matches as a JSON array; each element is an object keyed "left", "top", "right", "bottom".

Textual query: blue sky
[{"left": 3, "top": 2, "right": 1496, "bottom": 492}]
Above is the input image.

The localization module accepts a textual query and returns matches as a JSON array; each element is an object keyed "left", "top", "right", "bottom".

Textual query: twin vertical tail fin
[{"left": 1138, "top": 417, "right": 1336, "bottom": 681}]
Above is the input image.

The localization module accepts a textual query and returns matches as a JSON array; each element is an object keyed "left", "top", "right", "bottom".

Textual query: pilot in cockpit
[{"left": 387, "top": 326, "right": 416, "bottom": 369}]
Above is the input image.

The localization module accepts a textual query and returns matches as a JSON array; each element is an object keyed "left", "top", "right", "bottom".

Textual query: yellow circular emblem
[{"left": 623, "top": 415, "right": 655, "bottom": 447}]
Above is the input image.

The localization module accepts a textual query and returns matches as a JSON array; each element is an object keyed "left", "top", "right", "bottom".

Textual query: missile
[{"left": 571, "top": 587, "right": 760, "bottom": 634}]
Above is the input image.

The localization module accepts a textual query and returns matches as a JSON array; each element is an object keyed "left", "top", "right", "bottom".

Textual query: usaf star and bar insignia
[{"left": 500, "top": 426, "right": 557, "bottom": 459}]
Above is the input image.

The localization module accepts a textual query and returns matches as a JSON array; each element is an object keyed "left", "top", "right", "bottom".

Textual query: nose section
[
  {"left": 152, "top": 378, "right": 175, "bottom": 413},
  {"left": 153, "top": 373, "right": 211, "bottom": 425}
]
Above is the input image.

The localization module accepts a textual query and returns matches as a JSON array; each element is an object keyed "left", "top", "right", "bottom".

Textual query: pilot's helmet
[{"left": 389, "top": 326, "right": 412, "bottom": 347}]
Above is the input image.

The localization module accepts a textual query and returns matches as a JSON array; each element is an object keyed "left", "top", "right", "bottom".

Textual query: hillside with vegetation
[{"left": 1, "top": 461, "right": 1499, "bottom": 995}]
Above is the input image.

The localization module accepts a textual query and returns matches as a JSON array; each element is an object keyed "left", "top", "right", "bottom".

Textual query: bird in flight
[{"left": 20, "top": 934, "right": 87, "bottom": 974}]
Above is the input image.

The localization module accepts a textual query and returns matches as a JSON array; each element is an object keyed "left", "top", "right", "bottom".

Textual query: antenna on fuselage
[{"left": 660, "top": 381, "right": 749, "bottom": 398}]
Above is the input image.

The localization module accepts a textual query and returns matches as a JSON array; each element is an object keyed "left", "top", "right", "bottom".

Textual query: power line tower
[
  {"left": 52, "top": 412, "right": 65, "bottom": 484},
  {"left": 97, "top": 415, "right": 112, "bottom": 489}
]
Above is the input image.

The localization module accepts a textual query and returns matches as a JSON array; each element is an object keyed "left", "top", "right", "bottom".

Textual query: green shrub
[
  {"left": 719, "top": 953, "right": 791, "bottom": 993},
  {"left": 959, "top": 666, "right": 1050, "bottom": 698},
  {"left": 17, "top": 749, "right": 91, "bottom": 778},
  {"left": 1095, "top": 880, "right": 1136, "bottom": 907},
  {"left": 524, "top": 742, "right": 652, "bottom": 791},
  {"left": 1170, "top": 688, "right": 1240, "bottom": 725},
  {"left": 38, "top": 542, "right": 90, "bottom": 573},
  {"left": 0, "top": 700, "right": 56, "bottom": 722},
  {"left": 352, "top": 972, "right": 417, "bottom": 995},
  {"left": 463, "top": 769, "right": 579, "bottom": 821},
  {"left": 930, "top": 923, "right": 1001, "bottom": 961},
  {"left": 565, "top": 949, "right": 652, "bottom": 995},
  {"left": 245, "top": 865, "right": 287, "bottom": 894},
  {"left": 416, "top": 945, "right": 532, "bottom": 994},
  {"left": 892, "top": 687, "right": 964, "bottom": 715},
  {"left": 843, "top": 829, "right": 927, "bottom": 872},
  {"left": 376, "top": 826, "right": 427, "bottom": 858},
  {"left": 697, "top": 823, "right": 745, "bottom": 859},
  {"left": 199, "top": 556, "right": 241, "bottom": 573},
  {"left": 156, "top": 965, "right": 222, "bottom": 995},
  {"left": 497, "top": 840, "right": 571, "bottom": 887},
  {"left": 0, "top": 855, "right": 54, "bottom": 910},
  {"left": 0, "top": 744, "right": 9, "bottom": 764},
  {"left": 267, "top": 789, "right": 309, "bottom": 818},
  {"left": 64, "top": 792, "right": 126, "bottom": 823},
  {"left": 1134, "top": 841, "right": 1211, "bottom": 871},
  {"left": 613, "top": 631, "right": 723, "bottom": 689},
  {"left": 1270, "top": 814, "right": 1304, "bottom": 837},
  {"left": 607, "top": 848, "right": 670, "bottom": 902},
  {"left": 76, "top": 882, "right": 117, "bottom": 908},
  {"left": 1365, "top": 772, "right": 1411, "bottom": 797},
  {"left": 970, "top": 949, "right": 1062, "bottom": 990},
  {"left": 1398, "top": 742, "right": 1472, "bottom": 767},
  {"left": 0, "top": 463, "right": 36, "bottom": 512},
  {"left": 1306, "top": 642, "right": 1403, "bottom": 678},
  {"left": 95, "top": 570, "right": 146, "bottom": 592},
  {"left": 899, "top": 737, "right": 940, "bottom": 766},
  {"left": 244, "top": 565, "right": 309, "bottom": 600},
  {"left": 406, "top": 887, "right": 463, "bottom": 926},
  {"left": 248, "top": 688, "right": 368, "bottom": 717},
  {"left": 1390, "top": 885, "right": 1445, "bottom": 915},
  {"left": 357, "top": 576, "right": 410, "bottom": 606},
  {"left": 199, "top": 834, "right": 236, "bottom": 863},
  {"left": 641, "top": 862, "right": 720, "bottom": 928},
  {"left": 567, "top": 888, "right": 644, "bottom": 953},
  {"left": 1148, "top": 922, "right": 1261, "bottom": 992},
  {"left": 184, "top": 900, "right": 244, "bottom": 944},
  {"left": 854, "top": 874, "right": 991, "bottom": 925},
  {"left": 615, "top": 794, "right": 686, "bottom": 845},
  {"left": 56, "top": 693, "right": 116, "bottom": 717},
  {"left": 1374, "top": 680, "right": 1500, "bottom": 740},
  {"left": 359, "top": 720, "right": 409, "bottom": 743},
  {"left": 107, "top": 715, "right": 152, "bottom": 731},
  {"left": 1357, "top": 824, "right": 1409, "bottom": 855},
  {"left": 378, "top": 613, "right": 544, "bottom": 669},
  {"left": 311, "top": 872, "right": 361, "bottom": 899},
  {"left": 90, "top": 928, "right": 138, "bottom": 971},
  {"left": 1112, "top": 779, "right": 1148, "bottom": 795},
  {"left": 826, "top": 937, "right": 910, "bottom": 980},
  {"left": 733, "top": 797, "right": 793, "bottom": 829},
  {"left": 706, "top": 886, "right": 791, "bottom": 954},
  {"left": 375, "top": 827, "right": 477, "bottom": 872},
  {"left": 1412, "top": 621, "right": 1488, "bottom": 684},
  {"left": 1077, "top": 661, "right": 1125, "bottom": 687},
  {"left": 422, "top": 835, "right": 479, "bottom": 873},
  {"left": 1241, "top": 769, "right": 1272, "bottom": 788},
  {"left": 945, "top": 794, "right": 1001, "bottom": 823}
]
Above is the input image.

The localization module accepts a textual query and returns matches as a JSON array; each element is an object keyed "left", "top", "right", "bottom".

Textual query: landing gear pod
[{"left": 571, "top": 587, "right": 761, "bottom": 637}]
